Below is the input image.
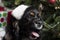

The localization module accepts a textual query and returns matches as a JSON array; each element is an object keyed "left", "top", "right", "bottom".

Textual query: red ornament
[
  {"left": 1, "top": 18, "right": 4, "bottom": 22},
  {"left": 0, "top": 6, "right": 5, "bottom": 11},
  {"left": 48, "top": 0, "right": 56, "bottom": 4}
]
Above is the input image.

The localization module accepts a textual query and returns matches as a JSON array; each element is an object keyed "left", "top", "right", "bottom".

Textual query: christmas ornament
[
  {"left": 48, "top": 0, "right": 56, "bottom": 4},
  {"left": 0, "top": 11, "right": 7, "bottom": 39},
  {"left": 0, "top": 6, "right": 4, "bottom": 11},
  {"left": 1, "top": 18, "right": 4, "bottom": 22},
  {"left": 0, "top": 11, "right": 7, "bottom": 27}
]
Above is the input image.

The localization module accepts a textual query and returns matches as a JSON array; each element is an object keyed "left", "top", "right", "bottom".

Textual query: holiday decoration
[
  {"left": 0, "top": 6, "right": 4, "bottom": 11},
  {"left": 41, "top": 0, "right": 60, "bottom": 39},
  {"left": 0, "top": 11, "right": 7, "bottom": 27},
  {"left": 48, "top": 0, "right": 56, "bottom": 4},
  {"left": 12, "top": 5, "right": 29, "bottom": 20},
  {"left": 0, "top": 11, "right": 7, "bottom": 40},
  {"left": 0, "top": 6, "right": 7, "bottom": 40}
]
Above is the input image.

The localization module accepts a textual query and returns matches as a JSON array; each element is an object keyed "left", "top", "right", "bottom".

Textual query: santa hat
[{"left": 12, "top": 5, "right": 29, "bottom": 20}]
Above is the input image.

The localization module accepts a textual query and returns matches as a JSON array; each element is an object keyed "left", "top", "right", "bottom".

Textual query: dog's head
[
  {"left": 12, "top": 5, "right": 43, "bottom": 40},
  {"left": 24, "top": 7, "right": 43, "bottom": 30}
]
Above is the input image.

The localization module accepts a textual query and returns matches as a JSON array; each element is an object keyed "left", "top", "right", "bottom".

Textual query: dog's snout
[
  {"left": 33, "top": 19, "right": 43, "bottom": 30},
  {"left": 34, "top": 19, "right": 41, "bottom": 23},
  {"left": 34, "top": 20, "right": 40, "bottom": 24}
]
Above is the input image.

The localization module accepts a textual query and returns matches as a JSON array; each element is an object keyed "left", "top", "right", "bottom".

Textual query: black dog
[{"left": 3, "top": 5, "right": 43, "bottom": 40}]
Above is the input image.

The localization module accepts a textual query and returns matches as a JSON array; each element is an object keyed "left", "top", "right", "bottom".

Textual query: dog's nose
[
  {"left": 34, "top": 20, "right": 40, "bottom": 24},
  {"left": 34, "top": 19, "right": 41, "bottom": 23}
]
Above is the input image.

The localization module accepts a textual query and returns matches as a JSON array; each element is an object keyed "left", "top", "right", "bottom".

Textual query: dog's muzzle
[
  {"left": 33, "top": 18, "right": 43, "bottom": 30},
  {"left": 29, "top": 19, "right": 43, "bottom": 39}
]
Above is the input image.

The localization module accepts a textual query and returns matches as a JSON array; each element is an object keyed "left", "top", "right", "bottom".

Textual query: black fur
[{"left": 3, "top": 6, "right": 43, "bottom": 40}]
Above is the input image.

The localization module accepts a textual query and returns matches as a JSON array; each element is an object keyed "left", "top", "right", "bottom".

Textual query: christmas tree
[{"left": 40, "top": 0, "right": 60, "bottom": 40}]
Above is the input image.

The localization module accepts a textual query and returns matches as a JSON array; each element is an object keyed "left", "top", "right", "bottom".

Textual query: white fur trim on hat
[{"left": 12, "top": 5, "right": 29, "bottom": 20}]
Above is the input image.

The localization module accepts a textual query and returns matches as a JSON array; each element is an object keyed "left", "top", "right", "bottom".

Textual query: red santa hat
[{"left": 7, "top": 5, "right": 29, "bottom": 24}]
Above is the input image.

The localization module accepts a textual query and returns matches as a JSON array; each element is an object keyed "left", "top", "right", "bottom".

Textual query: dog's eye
[{"left": 30, "top": 12, "right": 35, "bottom": 17}]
